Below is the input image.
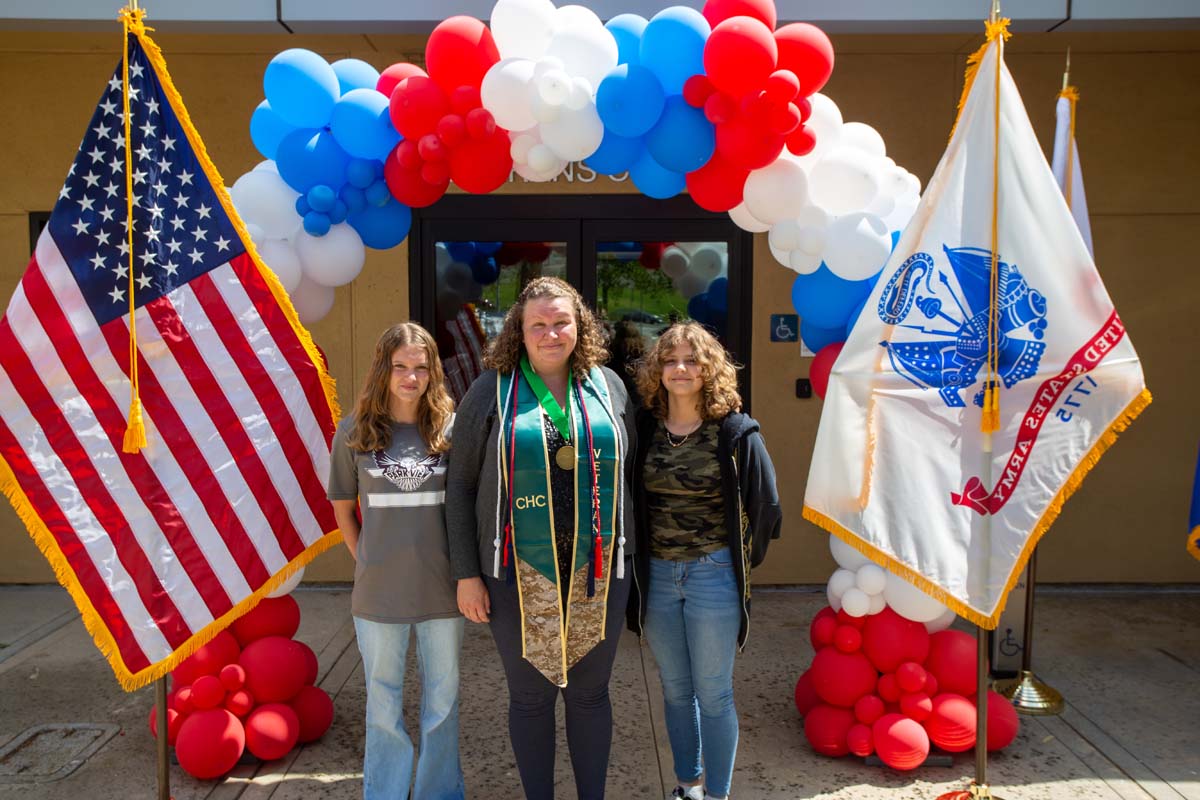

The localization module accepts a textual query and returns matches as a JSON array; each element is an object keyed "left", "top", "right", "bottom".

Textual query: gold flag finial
[{"left": 989, "top": 0, "right": 1001, "bottom": 24}]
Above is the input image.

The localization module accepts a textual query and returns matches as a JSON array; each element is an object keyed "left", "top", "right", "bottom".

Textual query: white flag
[
  {"left": 1051, "top": 88, "right": 1094, "bottom": 255},
  {"left": 802, "top": 25, "right": 1150, "bottom": 627}
]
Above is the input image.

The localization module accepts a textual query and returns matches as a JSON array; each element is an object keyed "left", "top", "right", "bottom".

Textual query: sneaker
[
  {"left": 668, "top": 786, "right": 704, "bottom": 800},
  {"left": 704, "top": 795, "right": 728, "bottom": 800}
]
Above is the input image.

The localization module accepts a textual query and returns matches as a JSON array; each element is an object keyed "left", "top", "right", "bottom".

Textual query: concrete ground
[{"left": 0, "top": 585, "right": 1197, "bottom": 800}]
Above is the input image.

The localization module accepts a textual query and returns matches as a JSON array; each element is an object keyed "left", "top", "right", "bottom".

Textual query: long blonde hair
[
  {"left": 346, "top": 323, "right": 454, "bottom": 454},
  {"left": 636, "top": 322, "right": 742, "bottom": 420},
  {"left": 483, "top": 277, "right": 609, "bottom": 375}
]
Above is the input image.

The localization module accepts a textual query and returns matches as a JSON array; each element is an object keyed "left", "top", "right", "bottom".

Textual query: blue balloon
[
  {"left": 687, "top": 293, "right": 710, "bottom": 325},
  {"left": 629, "top": 150, "right": 685, "bottom": 200},
  {"left": 475, "top": 241, "right": 503, "bottom": 256},
  {"left": 346, "top": 158, "right": 378, "bottom": 189},
  {"left": 801, "top": 319, "right": 846, "bottom": 353},
  {"left": 597, "top": 65, "right": 666, "bottom": 139},
  {"left": 791, "top": 265, "right": 875, "bottom": 330},
  {"left": 446, "top": 241, "right": 477, "bottom": 263},
  {"left": 330, "top": 88, "right": 401, "bottom": 161},
  {"left": 332, "top": 58, "right": 381, "bottom": 95},
  {"left": 585, "top": 129, "right": 643, "bottom": 175},
  {"left": 250, "top": 101, "right": 295, "bottom": 161},
  {"left": 340, "top": 184, "right": 367, "bottom": 213},
  {"left": 470, "top": 254, "right": 501, "bottom": 286},
  {"left": 295, "top": 195, "right": 311, "bottom": 216},
  {"left": 303, "top": 211, "right": 332, "bottom": 236},
  {"left": 707, "top": 277, "right": 728, "bottom": 313},
  {"left": 645, "top": 96, "right": 714, "bottom": 174},
  {"left": 263, "top": 48, "right": 340, "bottom": 129},
  {"left": 329, "top": 199, "right": 349, "bottom": 225},
  {"left": 276, "top": 128, "right": 351, "bottom": 193},
  {"left": 347, "top": 199, "right": 412, "bottom": 250},
  {"left": 606, "top": 14, "right": 647, "bottom": 66},
  {"left": 639, "top": 7, "right": 710, "bottom": 95},
  {"left": 307, "top": 185, "right": 336, "bottom": 213},
  {"left": 365, "top": 179, "right": 392, "bottom": 207}
]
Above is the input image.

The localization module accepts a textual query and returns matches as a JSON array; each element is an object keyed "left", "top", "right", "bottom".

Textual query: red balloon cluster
[
  {"left": 682, "top": 0, "right": 834, "bottom": 212},
  {"left": 495, "top": 241, "right": 553, "bottom": 266},
  {"left": 148, "top": 595, "right": 335, "bottom": 780},
  {"left": 381, "top": 17, "right": 511, "bottom": 208},
  {"left": 795, "top": 606, "right": 1019, "bottom": 770}
]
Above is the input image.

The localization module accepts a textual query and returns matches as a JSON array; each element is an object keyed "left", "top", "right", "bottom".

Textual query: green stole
[{"left": 496, "top": 363, "right": 620, "bottom": 686}]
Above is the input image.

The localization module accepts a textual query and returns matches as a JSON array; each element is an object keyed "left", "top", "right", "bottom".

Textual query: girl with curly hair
[
  {"left": 626, "top": 322, "right": 782, "bottom": 800},
  {"left": 326, "top": 322, "right": 464, "bottom": 800},
  {"left": 445, "top": 277, "right": 637, "bottom": 800}
]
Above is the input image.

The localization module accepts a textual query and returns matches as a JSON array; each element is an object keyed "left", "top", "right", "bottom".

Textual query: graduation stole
[{"left": 496, "top": 361, "right": 620, "bottom": 686}]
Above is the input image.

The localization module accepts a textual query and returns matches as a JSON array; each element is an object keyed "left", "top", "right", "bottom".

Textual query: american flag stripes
[{"left": 0, "top": 20, "right": 340, "bottom": 689}]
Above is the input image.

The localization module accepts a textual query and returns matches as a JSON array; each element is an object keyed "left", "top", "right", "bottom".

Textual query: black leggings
[{"left": 486, "top": 563, "right": 631, "bottom": 800}]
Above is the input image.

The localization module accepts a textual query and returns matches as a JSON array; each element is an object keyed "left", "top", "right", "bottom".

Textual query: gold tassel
[{"left": 122, "top": 396, "right": 148, "bottom": 453}]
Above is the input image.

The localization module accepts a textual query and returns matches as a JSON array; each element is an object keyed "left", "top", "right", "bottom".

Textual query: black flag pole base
[
  {"left": 992, "top": 670, "right": 1065, "bottom": 715},
  {"left": 936, "top": 782, "right": 1007, "bottom": 800}
]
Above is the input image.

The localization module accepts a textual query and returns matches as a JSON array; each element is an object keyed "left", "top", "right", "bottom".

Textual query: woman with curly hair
[
  {"left": 326, "top": 322, "right": 464, "bottom": 800},
  {"left": 626, "top": 322, "right": 781, "bottom": 800},
  {"left": 446, "top": 277, "right": 636, "bottom": 800}
]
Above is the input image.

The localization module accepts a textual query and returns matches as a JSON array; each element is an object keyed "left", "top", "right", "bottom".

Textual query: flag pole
[{"left": 156, "top": 676, "right": 170, "bottom": 800}]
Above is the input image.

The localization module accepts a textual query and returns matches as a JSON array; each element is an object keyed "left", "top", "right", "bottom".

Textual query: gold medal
[{"left": 555, "top": 445, "right": 576, "bottom": 470}]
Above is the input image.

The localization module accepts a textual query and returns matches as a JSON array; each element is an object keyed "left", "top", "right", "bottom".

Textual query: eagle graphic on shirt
[{"left": 372, "top": 450, "right": 442, "bottom": 492}]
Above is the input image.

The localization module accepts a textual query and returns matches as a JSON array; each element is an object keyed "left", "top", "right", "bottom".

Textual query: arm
[
  {"left": 332, "top": 500, "right": 361, "bottom": 561},
  {"left": 445, "top": 372, "right": 496, "bottom": 622},
  {"left": 326, "top": 422, "right": 362, "bottom": 558},
  {"left": 744, "top": 430, "right": 783, "bottom": 568}
]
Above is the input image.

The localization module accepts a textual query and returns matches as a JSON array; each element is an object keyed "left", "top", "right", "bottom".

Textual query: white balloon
[
  {"left": 295, "top": 223, "right": 366, "bottom": 288},
  {"left": 544, "top": 5, "right": 619, "bottom": 90},
  {"left": 514, "top": 158, "right": 568, "bottom": 182},
  {"left": 533, "top": 55, "right": 565, "bottom": 78},
  {"left": 743, "top": 157, "right": 809, "bottom": 226},
  {"left": 855, "top": 563, "right": 887, "bottom": 595},
  {"left": 830, "top": 535, "right": 871, "bottom": 570},
  {"left": 443, "top": 260, "right": 475, "bottom": 296},
  {"left": 839, "top": 121, "right": 887, "bottom": 158},
  {"left": 789, "top": 248, "right": 823, "bottom": 275},
  {"left": 252, "top": 159, "right": 279, "bottom": 174},
  {"left": 437, "top": 286, "right": 466, "bottom": 320},
  {"left": 674, "top": 270, "right": 708, "bottom": 299},
  {"left": 809, "top": 147, "right": 881, "bottom": 216},
  {"left": 539, "top": 104, "right": 604, "bottom": 161},
  {"left": 435, "top": 242, "right": 452, "bottom": 274},
  {"left": 769, "top": 220, "right": 801, "bottom": 252},
  {"left": 490, "top": 0, "right": 556, "bottom": 60},
  {"left": 865, "top": 191, "right": 896, "bottom": 220},
  {"left": 804, "top": 93, "right": 843, "bottom": 160},
  {"left": 243, "top": 223, "right": 265, "bottom": 248},
  {"left": 827, "top": 567, "right": 857, "bottom": 600},
  {"left": 290, "top": 276, "right": 335, "bottom": 325},
  {"left": 528, "top": 144, "right": 558, "bottom": 173},
  {"left": 823, "top": 212, "right": 891, "bottom": 281},
  {"left": 883, "top": 572, "right": 949, "bottom": 623},
  {"left": 267, "top": 565, "right": 305, "bottom": 597},
  {"left": 729, "top": 202, "right": 771, "bottom": 233},
  {"left": 510, "top": 131, "right": 539, "bottom": 164},
  {"left": 536, "top": 68, "right": 572, "bottom": 106},
  {"left": 841, "top": 587, "right": 871, "bottom": 618},
  {"left": 530, "top": 90, "right": 561, "bottom": 124},
  {"left": 660, "top": 245, "right": 689, "bottom": 278},
  {"left": 229, "top": 169, "right": 301, "bottom": 240},
  {"left": 826, "top": 584, "right": 843, "bottom": 612},
  {"left": 482, "top": 58, "right": 538, "bottom": 132},
  {"left": 925, "top": 606, "right": 958, "bottom": 633},
  {"left": 566, "top": 77, "right": 593, "bottom": 110},
  {"left": 867, "top": 591, "right": 887, "bottom": 615},
  {"left": 688, "top": 245, "right": 724, "bottom": 281},
  {"left": 789, "top": 204, "right": 832, "bottom": 268},
  {"left": 883, "top": 194, "right": 920, "bottom": 233},
  {"left": 260, "top": 238, "right": 303, "bottom": 293},
  {"left": 768, "top": 242, "right": 792, "bottom": 270}
]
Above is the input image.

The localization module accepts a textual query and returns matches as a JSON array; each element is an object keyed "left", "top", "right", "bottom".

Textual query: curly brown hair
[
  {"left": 346, "top": 323, "right": 454, "bottom": 455},
  {"left": 483, "top": 277, "right": 609, "bottom": 375},
  {"left": 636, "top": 322, "right": 742, "bottom": 421}
]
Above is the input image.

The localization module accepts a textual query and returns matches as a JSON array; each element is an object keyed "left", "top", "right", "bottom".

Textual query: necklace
[{"left": 664, "top": 420, "right": 702, "bottom": 448}]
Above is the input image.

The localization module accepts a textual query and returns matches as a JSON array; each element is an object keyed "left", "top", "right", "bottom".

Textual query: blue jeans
[
  {"left": 354, "top": 616, "right": 465, "bottom": 800},
  {"left": 644, "top": 548, "right": 742, "bottom": 798}
]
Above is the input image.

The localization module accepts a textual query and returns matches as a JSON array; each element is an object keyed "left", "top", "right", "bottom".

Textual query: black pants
[{"left": 486, "top": 561, "right": 631, "bottom": 800}]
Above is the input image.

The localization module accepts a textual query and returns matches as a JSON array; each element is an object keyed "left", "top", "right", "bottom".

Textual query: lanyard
[{"left": 519, "top": 355, "right": 572, "bottom": 442}]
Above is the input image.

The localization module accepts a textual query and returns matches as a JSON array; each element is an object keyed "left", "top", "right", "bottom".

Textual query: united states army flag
[{"left": 802, "top": 22, "right": 1151, "bottom": 627}]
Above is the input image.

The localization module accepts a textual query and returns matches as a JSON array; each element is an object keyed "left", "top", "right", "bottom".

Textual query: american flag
[{"left": 0, "top": 27, "right": 339, "bottom": 689}]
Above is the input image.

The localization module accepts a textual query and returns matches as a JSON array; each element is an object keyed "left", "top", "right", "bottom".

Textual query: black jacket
[{"left": 625, "top": 409, "right": 782, "bottom": 650}]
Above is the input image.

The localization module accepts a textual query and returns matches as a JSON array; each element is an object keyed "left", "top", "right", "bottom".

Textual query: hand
[{"left": 457, "top": 577, "right": 491, "bottom": 623}]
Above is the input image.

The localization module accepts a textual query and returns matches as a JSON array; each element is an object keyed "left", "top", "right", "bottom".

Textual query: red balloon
[
  {"left": 809, "top": 342, "right": 844, "bottom": 400},
  {"left": 702, "top": 0, "right": 777, "bottom": 30},
  {"left": 175, "top": 709, "right": 245, "bottom": 780},
  {"left": 768, "top": 101, "right": 802, "bottom": 135},
  {"left": 764, "top": 69, "right": 801, "bottom": 103},
  {"left": 178, "top": 630, "right": 241, "bottom": 681},
  {"left": 231, "top": 596, "right": 300, "bottom": 647},
  {"left": 395, "top": 139, "right": 422, "bottom": 170},
  {"left": 794, "top": 670, "right": 821, "bottom": 716},
  {"left": 985, "top": 690, "right": 1019, "bottom": 750},
  {"left": 451, "top": 86, "right": 483, "bottom": 115},
  {"left": 244, "top": 703, "right": 300, "bottom": 761},
  {"left": 377, "top": 62, "right": 427, "bottom": 99},
  {"left": 386, "top": 150, "right": 449, "bottom": 208},
  {"left": 809, "top": 647, "right": 877, "bottom": 708},
  {"left": 833, "top": 625, "right": 862, "bottom": 654},
  {"left": 774, "top": 23, "right": 835, "bottom": 96},
  {"left": 862, "top": 607, "right": 931, "bottom": 674},
  {"left": 877, "top": 673, "right": 901, "bottom": 703},
  {"left": 173, "top": 686, "right": 195, "bottom": 715},
  {"left": 926, "top": 693, "right": 976, "bottom": 752},
  {"left": 685, "top": 154, "right": 749, "bottom": 212},
  {"left": 785, "top": 124, "right": 817, "bottom": 157},
  {"left": 449, "top": 128, "right": 513, "bottom": 194},
  {"left": 715, "top": 110, "right": 785, "bottom": 170},
  {"left": 191, "top": 674, "right": 226, "bottom": 711},
  {"left": 925, "top": 629, "right": 978, "bottom": 697},
  {"left": 220, "top": 663, "right": 247, "bottom": 693},
  {"left": 896, "top": 662, "right": 928, "bottom": 694},
  {"left": 239, "top": 636, "right": 310, "bottom": 704},
  {"left": 225, "top": 689, "right": 255, "bottom": 719},
  {"left": 900, "top": 691, "right": 933, "bottom": 722},
  {"left": 425, "top": 16, "right": 500, "bottom": 95},
  {"left": 389, "top": 75, "right": 451, "bottom": 141},
  {"left": 704, "top": 92, "right": 738, "bottom": 125},
  {"left": 465, "top": 107, "right": 497, "bottom": 139},
  {"left": 803, "top": 704, "right": 856, "bottom": 757},
  {"left": 418, "top": 134, "right": 448, "bottom": 162},
  {"left": 148, "top": 705, "right": 183, "bottom": 745},
  {"left": 704, "top": 17, "right": 778, "bottom": 98},
  {"left": 523, "top": 243, "right": 552, "bottom": 264},
  {"left": 836, "top": 609, "right": 866, "bottom": 629},
  {"left": 796, "top": 96, "right": 812, "bottom": 121},
  {"left": 639, "top": 242, "right": 667, "bottom": 270},
  {"left": 297, "top": 641, "right": 319, "bottom": 686},
  {"left": 872, "top": 713, "right": 930, "bottom": 771},
  {"left": 422, "top": 161, "right": 452, "bottom": 187},
  {"left": 495, "top": 243, "right": 526, "bottom": 266},
  {"left": 809, "top": 606, "right": 837, "bottom": 649},
  {"left": 290, "top": 686, "right": 335, "bottom": 743},
  {"left": 924, "top": 672, "right": 939, "bottom": 697},
  {"left": 847, "top": 723, "right": 874, "bottom": 757},
  {"left": 683, "top": 75, "right": 715, "bottom": 108},
  {"left": 854, "top": 694, "right": 885, "bottom": 725},
  {"left": 437, "top": 114, "right": 467, "bottom": 147}
]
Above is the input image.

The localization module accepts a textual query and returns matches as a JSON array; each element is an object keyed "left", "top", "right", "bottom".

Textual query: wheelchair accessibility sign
[{"left": 770, "top": 314, "right": 799, "bottom": 343}]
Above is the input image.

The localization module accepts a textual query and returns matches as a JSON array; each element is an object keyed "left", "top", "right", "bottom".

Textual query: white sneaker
[
  {"left": 704, "top": 795, "right": 728, "bottom": 800},
  {"left": 668, "top": 786, "right": 704, "bottom": 800}
]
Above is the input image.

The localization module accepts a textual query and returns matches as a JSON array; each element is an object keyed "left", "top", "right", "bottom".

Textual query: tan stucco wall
[{"left": 0, "top": 28, "right": 1196, "bottom": 585}]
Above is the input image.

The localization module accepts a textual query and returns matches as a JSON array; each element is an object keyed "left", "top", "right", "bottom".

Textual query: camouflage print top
[{"left": 643, "top": 421, "right": 727, "bottom": 560}]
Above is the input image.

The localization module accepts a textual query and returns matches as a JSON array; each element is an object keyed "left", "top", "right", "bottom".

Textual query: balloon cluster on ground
[
  {"left": 147, "top": 568, "right": 335, "bottom": 780},
  {"left": 794, "top": 537, "right": 1019, "bottom": 769}
]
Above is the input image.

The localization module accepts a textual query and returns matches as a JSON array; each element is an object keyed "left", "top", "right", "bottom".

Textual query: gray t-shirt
[{"left": 327, "top": 417, "right": 460, "bottom": 623}]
